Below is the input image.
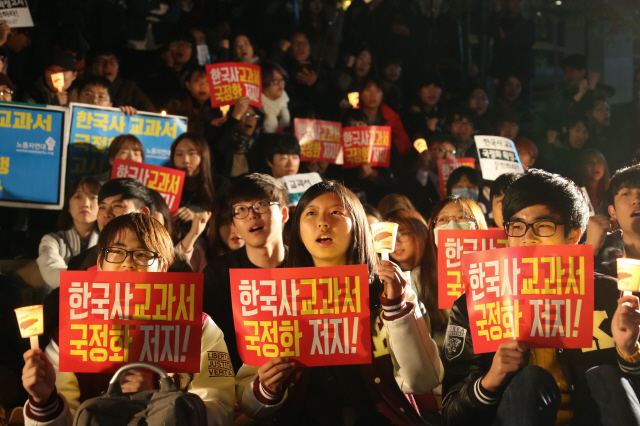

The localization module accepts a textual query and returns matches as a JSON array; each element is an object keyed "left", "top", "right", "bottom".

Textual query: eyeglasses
[
  {"left": 434, "top": 147, "right": 456, "bottom": 155},
  {"left": 232, "top": 200, "right": 279, "bottom": 219},
  {"left": 269, "top": 78, "right": 285, "bottom": 86},
  {"left": 396, "top": 232, "right": 412, "bottom": 243},
  {"left": 0, "top": 87, "right": 14, "bottom": 96},
  {"left": 433, "top": 214, "right": 476, "bottom": 228},
  {"left": 244, "top": 112, "right": 260, "bottom": 120},
  {"left": 102, "top": 247, "right": 159, "bottom": 266},
  {"left": 503, "top": 220, "right": 562, "bottom": 238}
]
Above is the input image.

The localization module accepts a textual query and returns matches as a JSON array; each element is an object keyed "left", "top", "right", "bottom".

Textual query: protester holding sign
[
  {"left": 93, "top": 134, "right": 145, "bottom": 185},
  {"left": 73, "top": 76, "right": 138, "bottom": 117},
  {"left": 210, "top": 95, "right": 264, "bottom": 177},
  {"left": 202, "top": 174, "right": 290, "bottom": 371},
  {"left": 37, "top": 178, "right": 101, "bottom": 296},
  {"left": 22, "top": 213, "right": 235, "bottom": 426},
  {"left": 236, "top": 181, "right": 442, "bottom": 425},
  {"left": 442, "top": 170, "right": 636, "bottom": 426}
]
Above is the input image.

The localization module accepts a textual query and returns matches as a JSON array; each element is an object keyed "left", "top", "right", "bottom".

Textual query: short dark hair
[
  {"left": 502, "top": 169, "right": 589, "bottom": 236},
  {"left": 98, "top": 178, "right": 155, "bottom": 214},
  {"left": 98, "top": 213, "right": 174, "bottom": 267},
  {"left": 446, "top": 166, "right": 482, "bottom": 196},
  {"left": 428, "top": 132, "right": 454, "bottom": 149},
  {"left": 261, "top": 133, "right": 300, "bottom": 162},
  {"left": 417, "top": 72, "right": 444, "bottom": 90},
  {"left": 490, "top": 173, "right": 520, "bottom": 202},
  {"left": 341, "top": 108, "right": 368, "bottom": 127},
  {"left": 261, "top": 61, "right": 288, "bottom": 85},
  {"left": 58, "top": 177, "right": 102, "bottom": 231},
  {"left": 562, "top": 54, "right": 587, "bottom": 71},
  {"left": 448, "top": 107, "right": 477, "bottom": 128},
  {"left": 186, "top": 66, "right": 207, "bottom": 82},
  {"left": 608, "top": 165, "right": 640, "bottom": 207},
  {"left": 227, "top": 173, "right": 289, "bottom": 215},
  {"left": 77, "top": 75, "right": 112, "bottom": 99},
  {"left": 107, "top": 134, "right": 144, "bottom": 162}
]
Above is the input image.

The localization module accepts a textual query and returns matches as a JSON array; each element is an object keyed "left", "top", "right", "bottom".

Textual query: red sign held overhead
[
  {"left": 206, "top": 62, "right": 262, "bottom": 108},
  {"left": 294, "top": 118, "right": 342, "bottom": 163},
  {"left": 229, "top": 265, "right": 371, "bottom": 367},
  {"left": 462, "top": 245, "right": 594, "bottom": 354},
  {"left": 111, "top": 159, "right": 185, "bottom": 212},
  {"left": 437, "top": 158, "right": 475, "bottom": 199},
  {"left": 58, "top": 271, "right": 204, "bottom": 373},
  {"left": 437, "top": 229, "right": 508, "bottom": 309},
  {"left": 342, "top": 126, "right": 391, "bottom": 168}
]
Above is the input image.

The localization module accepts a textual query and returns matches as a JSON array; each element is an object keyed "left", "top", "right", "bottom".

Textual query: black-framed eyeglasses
[
  {"left": 0, "top": 88, "right": 13, "bottom": 96},
  {"left": 434, "top": 147, "right": 456, "bottom": 155},
  {"left": 102, "top": 247, "right": 159, "bottom": 266},
  {"left": 396, "top": 232, "right": 412, "bottom": 243},
  {"left": 244, "top": 112, "right": 260, "bottom": 120},
  {"left": 503, "top": 220, "right": 563, "bottom": 238},
  {"left": 433, "top": 215, "right": 476, "bottom": 228},
  {"left": 232, "top": 200, "right": 279, "bottom": 219}
]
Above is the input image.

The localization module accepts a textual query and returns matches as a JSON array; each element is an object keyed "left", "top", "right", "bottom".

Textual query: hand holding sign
[
  {"left": 481, "top": 340, "right": 526, "bottom": 392},
  {"left": 370, "top": 222, "right": 398, "bottom": 261},
  {"left": 258, "top": 357, "right": 296, "bottom": 395}
]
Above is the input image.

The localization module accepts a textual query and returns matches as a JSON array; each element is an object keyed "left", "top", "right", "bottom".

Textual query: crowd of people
[{"left": 2, "top": 0, "right": 640, "bottom": 425}]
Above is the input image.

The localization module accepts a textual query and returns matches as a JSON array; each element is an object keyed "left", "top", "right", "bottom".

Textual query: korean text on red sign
[
  {"left": 438, "top": 229, "right": 508, "bottom": 309},
  {"left": 111, "top": 159, "right": 185, "bottom": 212},
  {"left": 437, "top": 158, "right": 475, "bottom": 199},
  {"left": 342, "top": 126, "right": 391, "bottom": 168},
  {"left": 206, "top": 62, "right": 262, "bottom": 108},
  {"left": 59, "top": 271, "right": 203, "bottom": 373},
  {"left": 462, "top": 245, "right": 594, "bottom": 354},
  {"left": 230, "top": 265, "right": 371, "bottom": 367},
  {"left": 294, "top": 118, "right": 342, "bottom": 163}
]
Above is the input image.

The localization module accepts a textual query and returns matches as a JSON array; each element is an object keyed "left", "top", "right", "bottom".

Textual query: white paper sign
[
  {"left": 277, "top": 172, "right": 322, "bottom": 207},
  {"left": 0, "top": 0, "right": 34, "bottom": 28},
  {"left": 196, "top": 45, "right": 210, "bottom": 66},
  {"left": 474, "top": 135, "right": 524, "bottom": 181}
]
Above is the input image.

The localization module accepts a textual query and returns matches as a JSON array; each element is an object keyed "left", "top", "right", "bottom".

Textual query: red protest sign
[
  {"left": 111, "top": 159, "right": 185, "bottom": 212},
  {"left": 462, "top": 245, "right": 594, "bottom": 354},
  {"left": 294, "top": 118, "right": 342, "bottom": 163},
  {"left": 342, "top": 126, "right": 391, "bottom": 168},
  {"left": 437, "top": 158, "right": 475, "bottom": 199},
  {"left": 206, "top": 62, "right": 262, "bottom": 108},
  {"left": 229, "top": 265, "right": 371, "bottom": 367},
  {"left": 438, "top": 229, "right": 508, "bottom": 309},
  {"left": 59, "top": 271, "right": 203, "bottom": 373}
]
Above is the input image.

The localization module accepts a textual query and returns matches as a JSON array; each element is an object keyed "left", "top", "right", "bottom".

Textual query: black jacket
[{"left": 441, "top": 273, "right": 639, "bottom": 426}]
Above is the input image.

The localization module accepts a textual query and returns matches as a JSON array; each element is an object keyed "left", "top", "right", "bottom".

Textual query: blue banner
[
  {"left": 67, "top": 104, "right": 188, "bottom": 183},
  {"left": 0, "top": 102, "right": 66, "bottom": 208}
]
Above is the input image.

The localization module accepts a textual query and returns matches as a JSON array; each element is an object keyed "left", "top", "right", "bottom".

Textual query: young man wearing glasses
[
  {"left": 203, "top": 173, "right": 289, "bottom": 371},
  {"left": 442, "top": 169, "right": 640, "bottom": 426}
]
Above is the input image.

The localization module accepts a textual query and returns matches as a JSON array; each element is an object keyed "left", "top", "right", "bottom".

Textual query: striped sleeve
[
  {"left": 252, "top": 377, "right": 285, "bottom": 405},
  {"left": 617, "top": 345, "right": 640, "bottom": 375},
  {"left": 380, "top": 291, "right": 413, "bottom": 320},
  {"left": 25, "top": 388, "right": 65, "bottom": 422},
  {"left": 468, "top": 377, "right": 501, "bottom": 407}
]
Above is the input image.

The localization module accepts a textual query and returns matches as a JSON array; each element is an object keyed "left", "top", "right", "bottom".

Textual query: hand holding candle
[{"left": 15, "top": 305, "right": 44, "bottom": 350}]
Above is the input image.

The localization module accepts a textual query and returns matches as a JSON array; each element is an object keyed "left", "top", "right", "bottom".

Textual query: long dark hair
[
  {"left": 386, "top": 208, "right": 448, "bottom": 333},
  {"left": 170, "top": 132, "right": 215, "bottom": 210},
  {"left": 579, "top": 149, "right": 610, "bottom": 209},
  {"left": 286, "top": 181, "right": 382, "bottom": 320}
]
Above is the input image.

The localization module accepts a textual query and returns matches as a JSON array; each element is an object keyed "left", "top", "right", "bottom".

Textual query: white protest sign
[
  {"left": 474, "top": 135, "right": 524, "bottom": 181},
  {"left": 0, "top": 0, "right": 34, "bottom": 28},
  {"left": 277, "top": 172, "right": 322, "bottom": 207}
]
